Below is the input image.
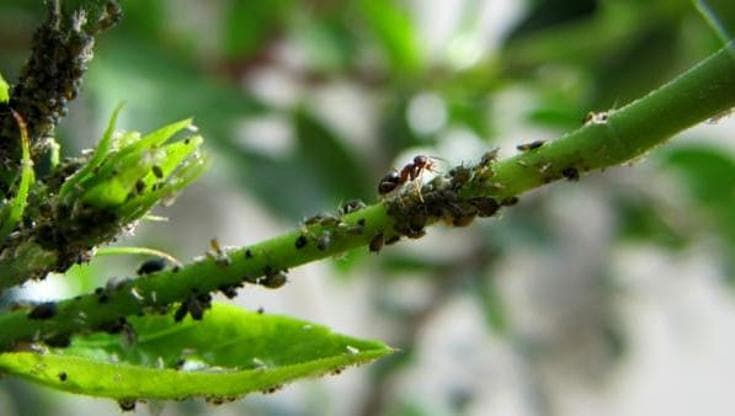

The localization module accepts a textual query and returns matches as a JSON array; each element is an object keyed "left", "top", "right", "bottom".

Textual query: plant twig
[
  {"left": 0, "top": 42, "right": 732, "bottom": 351},
  {"left": 0, "top": 0, "right": 120, "bottom": 188}
]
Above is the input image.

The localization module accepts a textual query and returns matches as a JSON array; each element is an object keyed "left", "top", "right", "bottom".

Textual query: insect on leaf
[{"left": 0, "top": 303, "right": 393, "bottom": 401}]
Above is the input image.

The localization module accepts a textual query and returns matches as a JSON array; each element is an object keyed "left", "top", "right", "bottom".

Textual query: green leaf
[
  {"left": 0, "top": 303, "right": 392, "bottom": 401},
  {"left": 59, "top": 103, "right": 125, "bottom": 202},
  {"left": 0, "top": 112, "right": 34, "bottom": 241},
  {"left": 0, "top": 72, "right": 8, "bottom": 103},
  {"left": 358, "top": 0, "right": 422, "bottom": 74}
]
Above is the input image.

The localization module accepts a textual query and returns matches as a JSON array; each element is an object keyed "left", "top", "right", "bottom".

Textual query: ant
[{"left": 378, "top": 155, "right": 441, "bottom": 199}]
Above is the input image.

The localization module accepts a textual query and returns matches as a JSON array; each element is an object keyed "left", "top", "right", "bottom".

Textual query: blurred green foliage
[{"left": 0, "top": 0, "right": 733, "bottom": 414}]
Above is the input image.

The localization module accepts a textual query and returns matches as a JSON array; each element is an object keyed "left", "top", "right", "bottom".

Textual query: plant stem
[{"left": 0, "top": 42, "right": 733, "bottom": 351}]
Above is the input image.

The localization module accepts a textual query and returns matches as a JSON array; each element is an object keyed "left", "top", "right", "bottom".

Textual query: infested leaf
[
  {"left": 0, "top": 303, "right": 392, "bottom": 401},
  {"left": 59, "top": 103, "right": 125, "bottom": 201}
]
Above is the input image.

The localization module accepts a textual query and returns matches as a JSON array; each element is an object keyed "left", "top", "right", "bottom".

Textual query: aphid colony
[
  {"left": 372, "top": 151, "right": 507, "bottom": 249},
  {"left": 294, "top": 199, "right": 368, "bottom": 253}
]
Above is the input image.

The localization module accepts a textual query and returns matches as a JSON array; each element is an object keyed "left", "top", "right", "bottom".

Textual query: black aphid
[
  {"left": 369, "top": 233, "right": 384, "bottom": 253},
  {"left": 58, "top": 372, "right": 68, "bottom": 382},
  {"left": 561, "top": 167, "right": 579, "bottom": 181},
  {"left": 469, "top": 197, "right": 500, "bottom": 217},
  {"left": 135, "top": 179, "right": 145, "bottom": 193},
  {"left": 218, "top": 284, "right": 241, "bottom": 299},
  {"left": 295, "top": 234, "right": 308, "bottom": 249},
  {"left": 152, "top": 165, "right": 164, "bottom": 178},
  {"left": 188, "top": 298, "right": 204, "bottom": 320},
  {"left": 137, "top": 258, "right": 166, "bottom": 275},
  {"left": 118, "top": 399, "right": 136, "bottom": 412},
  {"left": 28, "top": 302, "right": 57, "bottom": 320},
  {"left": 45, "top": 333, "right": 71, "bottom": 348},
  {"left": 516, "top": 140, "right": 544, "bottom": 151},
  {"left": 260, "top": 269, "right": 288, "bottom": 289},
  {"left": 378, "top": 170, "right": 402, "bottom": 194},
  {"left": 174, "top": 301, "right": 189, "bottom": 322}
]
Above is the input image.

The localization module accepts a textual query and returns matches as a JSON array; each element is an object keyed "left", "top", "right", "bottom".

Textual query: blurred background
[{"left": 1, "top": 0, "right": 735, "bottom": 415}]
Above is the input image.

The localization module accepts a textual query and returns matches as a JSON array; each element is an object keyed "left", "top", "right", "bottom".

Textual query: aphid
[
  {"left": 58, "top": 372, "right": 68, "bottom": 382},
  {"left": 188, "top": 297, "right": 204, "bottom": 320},
  {"left": 378, "top": 170, "right": 402, "bottom": 194},
  {"left": 97, "top": 291, "right": 110, "bottom": 304},
  {"left": 452, "top": 213, "right": 476, "bottom": 227},
  {"left": 45, "top": 333, "right": 71, "bottom": 348},
  {"left": 152, "top": 165, "right": 164, "bottom": 179},
  {"left": 207, "top": 238, "right": 230, "bottom": 266},
  {"left": 137, "top": 258, "right": 166, "bottom": 275},
  {"left": 369, "top": 233, "right": 384, "bottom": 253},
  {"left": 118, "top": 399, "right": 136, "bottom": 412},
  {"left": 321, "top": 216, "right": 344, "bottom": 228},
  {"left": 28, "top": 302, "right": 57, "bottom": 320},
  {"left": 304, "top": 213, "right": 328, "bottom": 226},
  {"left": 448, "top": 166, "right": 472, "bottom": 189},
  {"left": 262, "top": 385, "right": 283, "bottom": 394},
  {"left": 501, "top": 196, "right": 519, "bottom": 206},
  {"left": 210, "top": 238, "right": 222, "bottom": 255},
  {"left": 245, "top": 249, "right": 253, "bottom": 259},
  {"left": 260, "top": 270, "right": 288, "bottom": 289},
  {"left": 516, "top": 140, "right": 544, "bottom": 152},
  {"left": 469, "top": 197, "right": 500, "bottom": 217},
  {"left": 480, "top": 148, "right": 500, "bottom": 166},
  {"left": 135, "top": 179, "right": 145, "bottom": 194},
  {"left": 316, "top": 231, "right": 331, "bottom": 251},
  {"left": 174, "top": 301, "right": 189, "bottom": 322},
  {"left": 385, "top": 235, "right": 401, "bottom": 245},
  {"left": 357, "top": 218, "right": 366, "bottom": 227},
  {"left": 404, "top": 227, "right": 426, "bottom": 239},
  {"left": 294, "top": 234, "right": 308, "bottom": 249},
  {"left": 561, "top": 167, "right": 579, "bottom": 181},
  {"left": 584, "top": 111, "right": 608, "bottom": 125},
  {"left": 218, "top": 284, "right": 241, "bottom": 299},
  {"left": 257, "top": 307, "right": 265, "bottom": 314},
  {"left": 100, "top": 317, "right": 128, "bottom": 334},
  {"left": 341, "top": 199, "right": 366, "bottom": 215}
]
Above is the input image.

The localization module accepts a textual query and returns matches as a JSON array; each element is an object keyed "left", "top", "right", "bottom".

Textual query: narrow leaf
[
  {"left": 59, "top": 103, "right": 125, "bottom": 201},
  {"left": 0, "top": 111, "right": 34, "bottom": 241},
  {"left": 0, "top": 303, "right": 392, "bottom": 401},
  {"left": 0, "top": 72, "right": 8, "bottom": 103}
]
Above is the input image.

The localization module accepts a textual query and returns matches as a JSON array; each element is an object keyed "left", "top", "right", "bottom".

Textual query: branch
[
  {"left": 0, "top": 42, "right": 733, "bottom": 351},
  {"left": 0, "top": 0, "right": 120, "bottom": 187}
]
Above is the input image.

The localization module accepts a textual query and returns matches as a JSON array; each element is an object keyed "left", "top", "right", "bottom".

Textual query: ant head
[{"left": 413, "top": 155, "right": 428, "bottom": 165}]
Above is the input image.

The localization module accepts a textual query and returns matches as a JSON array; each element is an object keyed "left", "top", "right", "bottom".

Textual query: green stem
[{"left": 0, "top": 42, "right": 733, "bottom": 351}]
